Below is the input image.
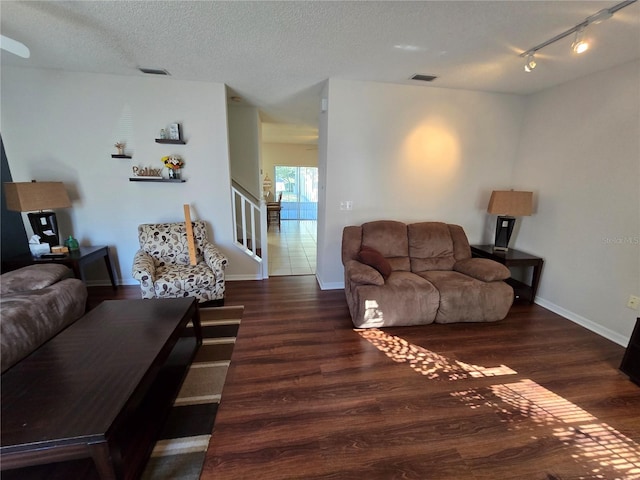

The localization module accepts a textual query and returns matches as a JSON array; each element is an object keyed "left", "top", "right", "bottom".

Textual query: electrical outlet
[{"left": 627, "top": 295, "right": 640, "bottom": 310}]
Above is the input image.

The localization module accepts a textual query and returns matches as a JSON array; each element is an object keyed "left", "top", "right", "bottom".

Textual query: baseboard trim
[
  {"left": 86, "top": 279, "right": 128, "bottom": 287},
  {"left": 535, "top": 297, "right": 629, "bottom": 347},
  {"left": 226, "top": 274, "right": 263, "bottom": 281},
  {"left": 317, "top": 276, "right": 344, "bottom": 291}
]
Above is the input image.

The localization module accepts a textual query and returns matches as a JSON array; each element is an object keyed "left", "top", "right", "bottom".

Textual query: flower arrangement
[
  {"left": 114, "top": 142, "right": 125, "bottom": 155},
  {"left": 162, "top": 155, "right": 184, "bottom": 170}
]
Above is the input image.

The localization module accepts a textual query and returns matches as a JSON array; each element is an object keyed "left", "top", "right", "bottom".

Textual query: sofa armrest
[
  {"left": 453, "top": 258, "right": 510, "bottom": 282},
  {"left": 0, "top": 264, "right": 73, "bottom": 295},
  {"left": 203, "top": 242, "right": 228, "bottom": 277},
  {"left": 345, "top": 260, "right": 384, "bottom": 286}
]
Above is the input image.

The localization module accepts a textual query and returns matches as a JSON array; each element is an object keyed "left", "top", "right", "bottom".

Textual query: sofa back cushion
[
  {"left": 0, "top": 264, "right": 73, "bottom": 295},
  {"left": 408, "top": 222, "right": 457, "bottom": 272},
  {"left": 342, "top": 220, "right": 473, "bottom": 272},
  {"left": 361, "top": 221, "right": 410, "bottom": 271},
  {"left": 138, "top": 221, "right": 207, "bottom": 266},
  {"left": 342, "top": 225, "right": 363, "bottom": 265},
  {"left": 447, "top": 224, "right": 472, "bottom": 262}
]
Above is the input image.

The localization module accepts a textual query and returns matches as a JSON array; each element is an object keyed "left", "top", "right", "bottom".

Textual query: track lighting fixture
[
  {"left": 519, "top": 0, "right": 636, "bottom": 71},
  {"left": 571, "top": 27, "right": 589, "bottom": 54},
  {"left": 524, "top": 54, "right": 536, "bottom": 72}
]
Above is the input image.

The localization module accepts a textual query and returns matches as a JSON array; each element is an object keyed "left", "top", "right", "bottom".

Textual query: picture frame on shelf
[{"left": 168, "top": 123, "right": 181, "bottom": 141}]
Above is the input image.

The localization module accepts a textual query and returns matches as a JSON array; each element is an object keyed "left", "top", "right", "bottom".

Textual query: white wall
[
  {"left": 316, "top": 84, "right": 330, "bottom": 288},
  {"left": 317, "top": 78, "right": 526, "bottom": 289},
  {"left": 1, "top": 66, "right": 260, "bottom": 284},
  {"left": 228, "top": 104, "right": 261, "bottom": 199},
  {"left": 5, "top": 63, "right": 636, "bottom": 343},
  {"left": 512, "top": 60, "right": 640, "bottom": 344}
]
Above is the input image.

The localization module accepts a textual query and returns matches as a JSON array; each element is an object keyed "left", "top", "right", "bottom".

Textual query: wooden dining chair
[{"left": 267, "top": 192, "right": 282, "bottom": 231}]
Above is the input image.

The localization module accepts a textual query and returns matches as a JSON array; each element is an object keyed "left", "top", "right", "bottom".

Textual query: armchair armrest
[
  {"left": 345, "top": 260, "right": 384, "bottom": 286},
  {"left": 132, "top": 250, "right": 156, "bottom": 280},
  {"left": 453, "top": 258, "right": 510, "bottom": 282},
  {"left": 132, "top": 250, "right": 157, "bottom": 299},
  {"left": 203, "top": 242, "right": 228, "bottom": 277}
]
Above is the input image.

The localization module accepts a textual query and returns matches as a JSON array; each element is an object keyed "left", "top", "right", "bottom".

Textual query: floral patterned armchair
[{"left": 132, "top": 221, "right": 227, "bottom": 304}]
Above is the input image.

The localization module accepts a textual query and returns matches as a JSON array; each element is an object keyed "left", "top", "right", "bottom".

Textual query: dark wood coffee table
[{"left": 0, "top": 298, "right": 201, "bottom": 480}]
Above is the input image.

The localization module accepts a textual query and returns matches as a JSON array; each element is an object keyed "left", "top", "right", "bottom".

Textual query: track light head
[
  {"left": 571, "top": 27, "right": 589, "bottom": 54},
  {"left": 524, "top": 54, "right": 537, "bottom": 73}
]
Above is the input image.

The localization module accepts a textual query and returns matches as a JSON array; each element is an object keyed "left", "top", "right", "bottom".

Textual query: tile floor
[{"left": 268, "top": 220, "right": 317, "bottom": 276}]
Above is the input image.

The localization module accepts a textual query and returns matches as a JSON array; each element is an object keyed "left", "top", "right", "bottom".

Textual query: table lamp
[
  {"left": 487, "top": 190, "right": 533, "bottom": 251},
  {"left": 4, "top": 181, "right": 72, "bottom": 249}
]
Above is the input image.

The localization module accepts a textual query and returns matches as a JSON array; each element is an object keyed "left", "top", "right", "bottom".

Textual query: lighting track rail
[{"left": 519, "top": 0, "right": 637, "bottom": 70}]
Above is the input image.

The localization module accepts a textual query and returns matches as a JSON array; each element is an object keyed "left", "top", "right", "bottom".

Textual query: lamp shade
[
  {"left": 487, "top": 190, "right": 533, "bottom": 216},
  {"left": 4, "top": 182, "right": 71, "bottom": 212}
]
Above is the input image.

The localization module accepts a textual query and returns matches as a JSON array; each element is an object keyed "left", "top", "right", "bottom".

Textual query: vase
[
  {"left": 64, "top": 235, "right": 79, "bottom": 251},
  {"left": 168, "top": 168, "right": 180, "bottom": 179}
]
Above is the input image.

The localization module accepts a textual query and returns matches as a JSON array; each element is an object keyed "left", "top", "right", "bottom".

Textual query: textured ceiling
[{"left": 2, "top": 1, "right": 639, "bottom": 143}]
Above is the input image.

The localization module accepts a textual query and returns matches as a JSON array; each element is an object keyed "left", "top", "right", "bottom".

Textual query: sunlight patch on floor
[
  {"left": 357, "top": 327, "right": 640, "bottom": 479},
  {"left": 356, "top": 327, "right": 517, "bottom": 380}
]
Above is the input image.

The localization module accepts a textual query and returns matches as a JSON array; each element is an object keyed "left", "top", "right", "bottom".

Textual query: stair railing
[{"left": 231, "top": 184, "right": 267, "bottom": 275}]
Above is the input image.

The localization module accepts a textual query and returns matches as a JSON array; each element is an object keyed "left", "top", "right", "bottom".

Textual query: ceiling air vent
[
  {"left": 410, "top": 74, "right": 437, "bottom": 82},
  {"left": 138, "top": 67, "right": 170, "bottom": 76}
]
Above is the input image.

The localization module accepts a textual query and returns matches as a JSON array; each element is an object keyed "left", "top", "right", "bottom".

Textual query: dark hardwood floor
[{"left": 89, "top": 278, "right": 640, "bottom": 480}]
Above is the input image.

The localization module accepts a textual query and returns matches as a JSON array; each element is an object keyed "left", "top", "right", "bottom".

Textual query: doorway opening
[{"left": 268, "top": 166, "right": 318, "bottom": 276}]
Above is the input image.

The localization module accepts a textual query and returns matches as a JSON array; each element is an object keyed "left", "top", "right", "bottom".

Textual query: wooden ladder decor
[{"left": 183, "top": 204, "right": 197, "bottom": 266}]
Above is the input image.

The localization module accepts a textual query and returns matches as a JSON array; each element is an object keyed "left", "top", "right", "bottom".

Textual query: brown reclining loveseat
[{"left": 342, "top": 220, "right": 514, "bottom": 328}]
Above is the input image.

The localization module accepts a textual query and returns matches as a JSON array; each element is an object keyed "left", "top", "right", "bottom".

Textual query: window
[{"left": 274, "top": 166, "right": 318, "bottom": 220}]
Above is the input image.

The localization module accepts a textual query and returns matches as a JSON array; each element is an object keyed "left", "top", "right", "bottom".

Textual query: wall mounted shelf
[
  {"left": 112, "top": 154, "right": 132, "bottom": 159},
  {"left": 129, "top": 178, "right": 186, "bottom": 183},
  {"left": 155, "top": 139, "right": 186, "bottom": 145}
]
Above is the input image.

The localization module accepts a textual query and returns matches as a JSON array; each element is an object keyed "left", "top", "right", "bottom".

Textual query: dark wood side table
[
  {"left": 3, "top": 245, "right": 117, "bottom": 288},
  {"left": 470, "top": 245, "right": 544, "bottom": 304}
]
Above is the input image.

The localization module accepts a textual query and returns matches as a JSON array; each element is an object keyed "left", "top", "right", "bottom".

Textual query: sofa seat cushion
[
  {"left": 417, "top": 271, "right": 513, "bottom": 324},
  {"left": 0, "top": 264, "right": 73, "bottom": 295},
  {"left": 154, "top": 263, "right": 218, "bottom": 299},
  {"left": 349, "top": 272, "right": 439, "bottom": 328}
]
